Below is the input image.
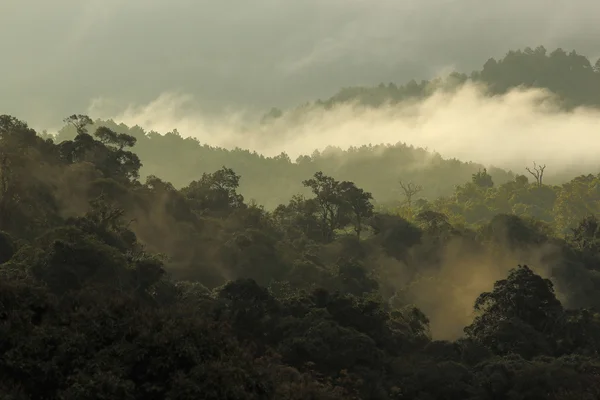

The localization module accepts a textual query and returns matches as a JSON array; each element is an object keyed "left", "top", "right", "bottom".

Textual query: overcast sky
[{"left": 1, "top": 0, "right": 599, "bottom": 129}]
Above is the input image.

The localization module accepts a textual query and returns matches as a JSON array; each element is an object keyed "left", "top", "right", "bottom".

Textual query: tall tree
[
  {"left": 303, "top": 172, "right": 347, "bottom": 242},
  {"left": 183, "top": 166, "right": 246, "bottom": 215},
  {"left": 465, "top": 265, "right": 563, "bottom": 357},
  {"left": 339, "top": 181, "right": 374, "bottom": 239}
]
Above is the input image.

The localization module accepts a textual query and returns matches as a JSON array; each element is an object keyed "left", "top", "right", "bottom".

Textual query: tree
[
  {"left": 98, "top": 129, "right": 141, "bottom": 180},
  {"left": 570, "top": 215, "right": 600, "bottom": 252},
  {"left": 415, "top": 210, "right": 452, "bottom": 233},
  {"left": 58, "top": 118, "right": 142, "bottom": 181},
  {"left": 94, "top": 126, "right": 137, "bottom": 150},
  {"left": 302, "top": 172, "right": 348, "bottom": 242},
  {"left": 398, "top": 180, "right": 423, "bottom": 209},
  {"left": 63, "top": 114, "right": 93, "bottom": 135},
  {"left": 0, "top": 116, "right": 58, "bottom": 237},
  {"left": 526, "top": 162, "right": 546, "bottom": 187},
  {"left": 183, "top": 166, "right": 245, "bottom": 215},
  {"left": 471, "top": 168, "right": 494, "bottom": 188},
  {"left": 301, "top": 174, "right": 373, "bottom": 241},
  {"left": 515, "top": 174, "right": 529, "bottom": 186},
  {"left": 336, "top": 258, "right": 379, "bottom": 295},
  {"left": 465, "top": 265, "right": 563, "bottom": 357},
  {"left": 339, "top": 181, "right": 374, "bottom": 239},
  {"left": 273, "top": 194, "right": 324, "bottom": 243},
  {"left": 568, "top": 215, "right": 600, "bottom": 269}
]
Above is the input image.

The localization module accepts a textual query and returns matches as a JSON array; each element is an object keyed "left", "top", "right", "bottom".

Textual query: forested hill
[
  {"left": 49, "top": 47, "right": 600, "bottom": 211},
  {"left": 4, "top": 113, "right": 600, "bottom": 398},
  {"left": 54, "top": 119, "right": 515, "bottom": 209},
  {"left": 261, "top": 46, "right": 600, "bottom": 117}
]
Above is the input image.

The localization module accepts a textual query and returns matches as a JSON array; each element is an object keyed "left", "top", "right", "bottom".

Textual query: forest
[
  {"left": 53, "top": 46, "right": 600, "bottom": 210},
  {"left": 2, "top": 47, "right": 600, "bottom": 399},
  {"left": 312, "top": 46, "right": 600, "bottom": 111}
]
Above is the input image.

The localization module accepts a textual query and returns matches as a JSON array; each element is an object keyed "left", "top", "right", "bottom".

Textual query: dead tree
[
  {"left": 525, "top": 162, "right": 546, "bottom": 187},
  {"left": 399, "top": 180, "right": 423, "bottom": 209}
]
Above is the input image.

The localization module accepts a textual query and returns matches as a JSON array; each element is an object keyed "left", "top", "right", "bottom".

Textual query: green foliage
[
  {"left": 472, "top": 168, "right": 494, "bottom": 188},
  {"left": 55, "top": 119, "right": 515, "bottom": 210},
  {"left": 465, "top": 265, "right": 564, "bottom": 357},
  {"left": 301, "top": 172, "right": 374, "bottom": 242},
  {"left": 182, "top": 166, "right": 246, "bottom": 216},
  {"left": 4, "top": 46, "right": 600, "bottom": 397}
]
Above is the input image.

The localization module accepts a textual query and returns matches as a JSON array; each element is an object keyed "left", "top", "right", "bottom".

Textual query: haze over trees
[
  {"left": 3, "top": 46, "right": 600, "bottom": 399},
  {"left": 47, "top": 46, "right": 600, "bottom": 211},
  {"left": 305, "top": 46, "right": 600, "bottom": 111}
]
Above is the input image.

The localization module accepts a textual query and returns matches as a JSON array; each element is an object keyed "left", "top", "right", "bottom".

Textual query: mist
[
  {"left": 87, "top": 83, "right": 600, "bottom": 179},
  {"left": 3, "top": 0, "right": 600, "bottom": 129},
  {"left": 398, "top": 239, "right": 562, "bottom": 340},
  {"left": 83, "top": 80, "right": 600, "bottom": 342}
]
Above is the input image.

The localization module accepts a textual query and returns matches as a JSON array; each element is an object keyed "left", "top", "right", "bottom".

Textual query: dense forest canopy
[
  {"left": 3, "top": 47, "right": 600, "bottom": 399},
  {"left": 54, "top": 117, "right": 516, "bottom": 210}
]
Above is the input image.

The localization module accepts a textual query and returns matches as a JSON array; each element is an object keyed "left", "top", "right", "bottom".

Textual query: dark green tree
[
  {"left": 465, "top": 265, "right": 564, "bottom": 357},
  {"left": 302, "top": 172, "right": 348, "bottom": 242},
  {"left": 183, "top": 166, "right": 246, "bottom": 215},
  {"left": 339, "top": 181, "right": 374, "bottom": 239},
  {"left": 471, "top": 168, "right": 494, "bottom": 188}
]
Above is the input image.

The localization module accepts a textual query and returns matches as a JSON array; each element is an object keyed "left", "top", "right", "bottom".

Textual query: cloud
[
  {"left": 401, "top": 239, "right": 561, "bottom": 340},
  {"left": 87, "top": 82, "right": 600, "bottom": 179},
  {"left": 3, "top": 0, "right": 600, "bottom": 128}
]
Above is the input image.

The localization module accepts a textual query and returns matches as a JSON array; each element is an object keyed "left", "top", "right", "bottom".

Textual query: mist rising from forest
[
  {"left": 88, "top": 82, "right": 600, "bottom": 179},
  {"left": 390, "top": 241, "right": 561, "bottom": 340},
  {"left": 81, "top": 81, "right": 600, "bottom": 341}
]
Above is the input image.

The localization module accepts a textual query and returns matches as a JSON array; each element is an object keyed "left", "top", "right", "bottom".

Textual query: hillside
[
  {"left": 4, "top": 46, "right": 600, "bottom": 399},
  {"left": 3, "top": 113, "right": 600, "bottom": 398},
  {"left": 54, "top": 119, "right": 516, "bottom": 209},
  {"left": 48, "top": 46, "right": 600, "bottom": 212},
  {"left": 308, "top": 46, "right": 600, "bottom": 111}
]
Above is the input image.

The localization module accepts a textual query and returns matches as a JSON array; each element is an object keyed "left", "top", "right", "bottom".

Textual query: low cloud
[{"left": 88, "top": 82, "right": 600, "bottom": 178}]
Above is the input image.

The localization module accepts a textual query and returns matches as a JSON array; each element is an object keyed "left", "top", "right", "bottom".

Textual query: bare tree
[
  {"left": 525, "top": 162, "right": 546, "bottom": 187},
  {"left": 399, "top": 180, "right": 423, "bottom": 209}
]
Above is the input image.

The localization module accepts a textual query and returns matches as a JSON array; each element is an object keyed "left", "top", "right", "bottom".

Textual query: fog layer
[{"left": 88, "top": 83, "right": 600, "bottom": 178}]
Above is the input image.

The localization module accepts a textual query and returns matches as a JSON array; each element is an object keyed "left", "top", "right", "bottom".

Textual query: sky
[{"left": 2, "top": 0, "right": 600, "bottom": 130}]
